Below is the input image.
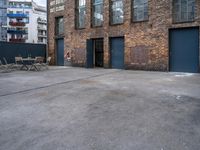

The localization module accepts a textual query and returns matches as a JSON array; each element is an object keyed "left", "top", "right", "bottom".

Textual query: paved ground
[{"left": 0, "top": 67, "right": 200, "bottom": 150}]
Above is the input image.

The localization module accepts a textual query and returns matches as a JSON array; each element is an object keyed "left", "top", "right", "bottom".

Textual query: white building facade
[
  {"left": 7, "top": 0, "right": 47, "bottom": 44},
  {"left": 0, "top": 0, "right": 7, "bottom": 41}
]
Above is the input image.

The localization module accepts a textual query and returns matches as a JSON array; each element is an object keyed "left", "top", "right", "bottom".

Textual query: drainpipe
[{"left": 46, "top": 0, "right": 49, "bottom": 60}]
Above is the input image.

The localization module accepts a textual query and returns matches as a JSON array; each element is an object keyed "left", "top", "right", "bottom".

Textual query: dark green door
[
  {"left": 86, "top": 39, "right": 94, "bottom": 68},
  {"left": 56, "top": 38, "right": 64, "bottom": 66},
  {"left": 110, "top": 37, "right": 124, "bottom": 69},
  {"left": 169, "top": 27, "right": 199, "bottom": 73}
]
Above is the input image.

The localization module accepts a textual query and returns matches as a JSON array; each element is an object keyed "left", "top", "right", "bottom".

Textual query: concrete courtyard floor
[{"left": 0, "top": 67, "right": 200, "bottom": 150}]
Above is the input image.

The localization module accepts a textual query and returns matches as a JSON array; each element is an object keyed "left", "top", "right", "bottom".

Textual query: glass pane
[
  {"left": 56, "top": 17, "right": 64, "bottom": 35},
  {"left": 93, "top": 0, "right": 103, "bottom": 4},
  {"left": 79, "top": 0, "right": 85, "bottom": 7},
  {"left": 76, "top": 0, "right": 86, "bottom": 28},
  {"left": 78, "top": 8, "right": 86, "bottom": 28},
  {"left": 133, "top": 0, "right": 148, "bottom": 21},
  {"left": 93, "top": 2, "right": 103, "bottom": 26},
  {"left": 173, "top": 0, "right": 195, "bottom": 22},
  {"left": 111, "top": 0, "right": 124, "bottom": 24}
]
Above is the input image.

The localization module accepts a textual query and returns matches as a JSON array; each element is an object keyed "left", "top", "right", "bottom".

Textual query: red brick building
[{"left": 48, "top": 0, "right": 200, "bottom": 73}]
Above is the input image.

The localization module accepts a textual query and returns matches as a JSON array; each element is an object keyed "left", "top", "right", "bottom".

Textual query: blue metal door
[
  {"left": 56, "top": 38, "right": 64, "bottom": 66},
  {"left": 169, "top": 28, "right": 199, "bottom": 73},
  {"left": 86, "top": 39, "right": 94, "bottom": 68},
  {"left": 111, "top": 37, "right": 124, "bottom": 69}
]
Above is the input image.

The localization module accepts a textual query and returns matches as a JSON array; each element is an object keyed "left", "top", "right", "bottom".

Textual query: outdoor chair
[
  {"left": 0, "top": 60, "right": 3, "bottom": 66},
  {"left": 0, "top": 59, "right": 12, "bottom": 73},
  {"left": 2, "top": 58, "right": 15, "bottom": 72},
  {"left": 15, "top": 57, "right": 23, "bottom": 70},
  {"left": 36, "top": 56, "right": 44, "bottom": 63},
  {"left": 3, "top": 57, "right": 15, "bottom": 67},
  {"left": 29, "top": 57, "right": 51, "bottom": 71},
  {"left": 29, "top": 57, "right": 44, "bottom": 71},
  {"left": 0, "top": 60, "right": 6, "bottom": 70},
  {"left": 41, "top": 57, "right": 51, "bottom": 70}
]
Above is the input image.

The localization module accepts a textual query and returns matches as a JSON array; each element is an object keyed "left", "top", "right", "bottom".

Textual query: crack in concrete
[{"left": 0, "top": 70, "right": 120, "bottom": 97}]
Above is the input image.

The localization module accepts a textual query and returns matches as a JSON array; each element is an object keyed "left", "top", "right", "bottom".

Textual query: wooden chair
[
  {"left": 15, "top": 57, "right": 23, "bottom": 70},
  {"left": 45, "top": 57, "right": 51, "bottom": 69},
  {"left": 2, "top": 57, "right": 14, "bottom": 71},
  {"left": 15, "top": 57, "right": 23, "bottom": 63},
  {"left": 29, "top": 57, "right": 51, "bottom": 71},
  {"left": 29, "top": 57, "right": 44, "bottom": 71},
  {"left": 35, "top": 57, "right": 44, "bottom": 63},
  {"left": 0, "top": 59, "right": 12, "bottom": 72},
  {"left": 41, "top": 57, "right": 51, "bottom": 70},
  {"left": 0, "top": 60, "right": 6, "bottom": 70}
]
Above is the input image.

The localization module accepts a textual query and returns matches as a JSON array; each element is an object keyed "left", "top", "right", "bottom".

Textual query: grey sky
[{"left": 33, "top": 0, "right": 47, "bottom": 7}]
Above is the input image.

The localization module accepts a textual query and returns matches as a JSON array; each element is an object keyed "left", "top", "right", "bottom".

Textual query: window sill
[
  {"left": 75, "top": 27, "right": 86, "bottom": 30},
  {"left": 172, "top": 20, "right": 195, "bottom": 24},
  {"left": 91, "top": 25, "right": 103, "bottom": 28},
  {"left": 109, "top": 23, "right": 124, "bottom": 26},
  {"left": 132, "top": 19, "right": 149, "bottom": 23},
  {"left": 54, "top": 34, "right": 65, "bottom": 39}
]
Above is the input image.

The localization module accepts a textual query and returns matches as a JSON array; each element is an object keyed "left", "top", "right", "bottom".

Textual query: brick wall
[{"left": 48, "top": 0, "right": 200, "bottom": 71}]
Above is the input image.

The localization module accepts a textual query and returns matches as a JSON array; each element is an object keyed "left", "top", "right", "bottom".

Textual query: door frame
[
  {"left": 109, "top": 36, "right": 125, "bottom": 69},
  {"left": 93, "top": 38, "right": 104, "bottom": 67},
  {"left": 86, "top": 38, "right": 104, "bottom": 68},
  {"left": 168, "top": 26, "right": 200, "bottom": 73}
]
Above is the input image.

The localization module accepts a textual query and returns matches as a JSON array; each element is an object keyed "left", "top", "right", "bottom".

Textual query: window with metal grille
[
  {"left": 110, "top": 0, "right": 124, "bottom": 25},
  {"left": 173, "top": 0, "right": 195, "bottom": 23},
  {"left": 75, "top": 0, "right": 86, "bottom": 29},
  {"left": 92, "top": 0, "right": 103, "bottom": 27},
  {"left": 55, "top": 17, "right": 64, "bottom": 35},
  {"left": 133, "top": 0, "right": 148, "bottom": 22}
]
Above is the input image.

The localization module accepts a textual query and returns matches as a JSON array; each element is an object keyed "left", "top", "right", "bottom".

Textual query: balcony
[
  {"left": 37, "top": 26, "right": 47, "bottom": 31},
  {"left": 37, "top": 18, "right": 47, "bottom": 24},
  {"left": 9, "top": 38, "right": 26, "bottom": 43},
  {"left": 7, "top": 29, "right": 28, "bottom": 34},
  {"left": 37, "top": 40, "right": 45, "bottom": 44},
  {"left": 7, "top": 13, "right": 29, "bottom": 18},
  {"left": 9, "top": 22, "right": 26, "bottom": 26},
  {"left": 37, "top": 33, "right": 47, "bottom": 38},
  {"left": 8, "top": 6, "right": 32, "bottom": 9}
]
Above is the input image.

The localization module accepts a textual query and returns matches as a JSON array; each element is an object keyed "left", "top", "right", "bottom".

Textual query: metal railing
[
  {"left": 7, "top": 13, "right": 29, "bottom": 18},
  {"left": 7, "top": 29, "right": 28, "bottom": 34},
  {"left": 9, "top": 38, "right": 26, "bottom": 43},
  {"left": 9, "top": 22, "right": 26, "bottom": 26}
]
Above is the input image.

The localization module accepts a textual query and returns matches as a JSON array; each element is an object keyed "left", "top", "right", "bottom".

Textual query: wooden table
[{"left": 21, "top": 58, "right": 36, "bottom": 71}]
